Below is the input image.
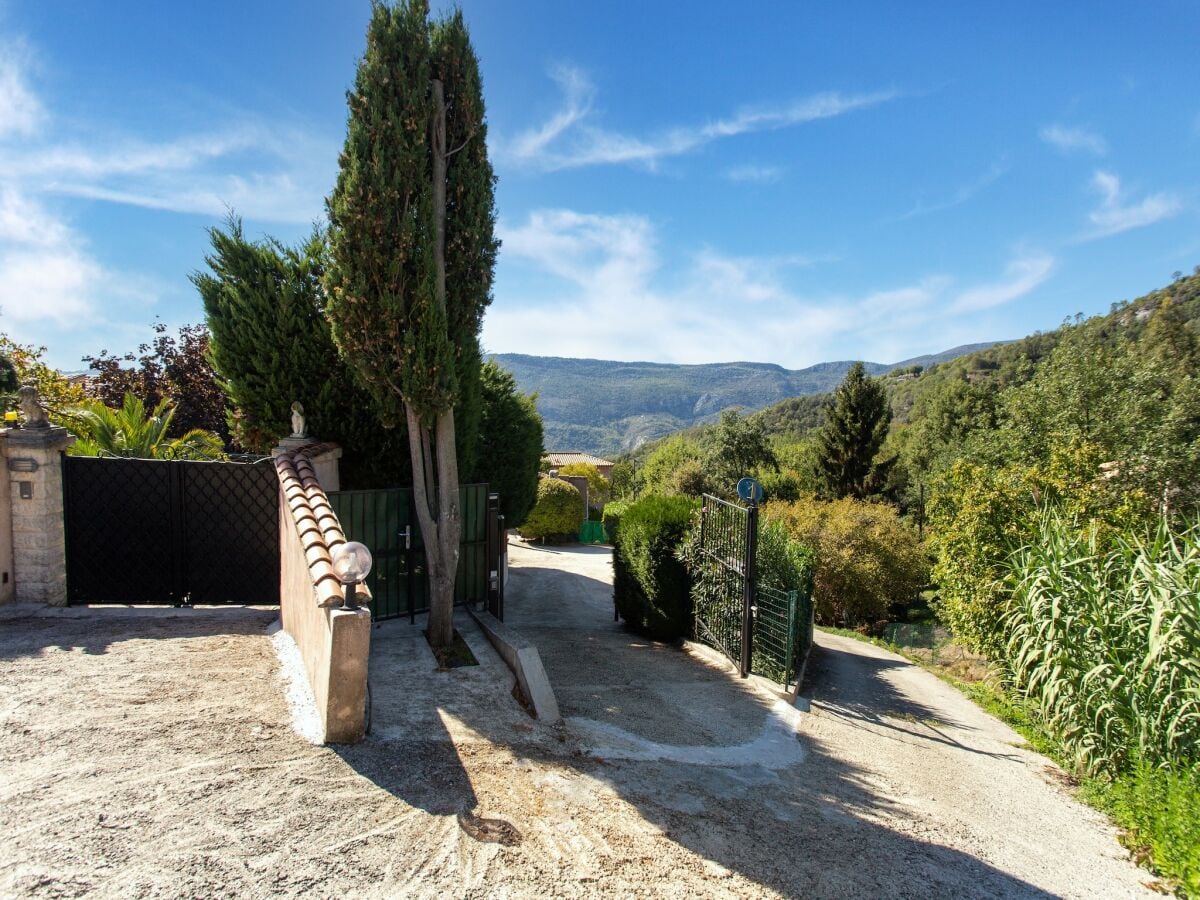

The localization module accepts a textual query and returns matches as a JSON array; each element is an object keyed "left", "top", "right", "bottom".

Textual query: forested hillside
[
  {"left": 493, "top": 342, "right": 995, "bottom": 455},
  {"left": 708, "top": 267, "right": 1200, "bottom": 461},
  {"left": 610, "top": 269, "right": 1200, "bottom": 892}
]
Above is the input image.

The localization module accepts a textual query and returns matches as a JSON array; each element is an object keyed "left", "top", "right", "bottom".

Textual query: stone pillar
[{"left": 0, "top": 426, "right": 75, "bottom": 606}]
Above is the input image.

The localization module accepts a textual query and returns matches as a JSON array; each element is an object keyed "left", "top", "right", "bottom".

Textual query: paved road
[{"left": 504, "top": 537, "right": 1159, "bottom": 899}]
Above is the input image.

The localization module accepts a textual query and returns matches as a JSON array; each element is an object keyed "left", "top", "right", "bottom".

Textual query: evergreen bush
[
  {"left": 519, "top": 478, "right": 584, "bottom": 541},
  {"left": 602, "top": 499, "right": 631, "bottom": 542},
  {"left": 756, "top": 518, "right": 816, "bottom": 595},
  {"left": 475, "top": 361, "right": 543, "bottom": 526},
  {"left": 613, "top": 494, "right": 698, "bottom": 640}
]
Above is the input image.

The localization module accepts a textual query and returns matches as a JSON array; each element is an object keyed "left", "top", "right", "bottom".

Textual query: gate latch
[{"left": 400, "top": 525, "right": 411, "bottom": 550}]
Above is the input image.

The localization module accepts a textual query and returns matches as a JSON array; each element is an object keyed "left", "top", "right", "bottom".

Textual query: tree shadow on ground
[
  {"left": 805, "top": 642, "right": 1025, "bottom": 761},
  {"left": 0, "top": 608, "right": 277, "bottom": 660},
  {"left": 330, "top": 564, "right": 1060, "bottom": 897}
]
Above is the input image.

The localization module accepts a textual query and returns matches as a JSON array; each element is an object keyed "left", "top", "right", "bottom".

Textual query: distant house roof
[{"left": 544, "top": 451, "right": 614, "bottom": 469}]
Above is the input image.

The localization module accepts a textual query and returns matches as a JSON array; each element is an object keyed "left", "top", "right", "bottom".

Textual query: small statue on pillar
[
  {"left": 290, "top": 401, "right": 307, "bottom": 439},
  {"left": 17, "top": 385, "right": 50, "bottom": 429}
]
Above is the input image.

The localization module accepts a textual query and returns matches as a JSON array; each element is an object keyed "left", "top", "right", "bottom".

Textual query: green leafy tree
[
  {"left": 928, "top": 445, "right": 1149, "bottom": 656},
  {"left": 0, "top": 334, "right": 86, "bottom": 421},
  {"left": 476, "top": 361, "right": 543, "bottom": 526},
  {"left": 609, "top": 460, "right": 635, "bottom": 500},
  {"left": 702, "top": 409, "right": 778, "bottom": 496},
  {"left": 66, "top": 393, "right": 224, "bottom": 460},
  {"left": 637, "top": 435, "right": 703, "bottom": 496},
  {"left": 1001, "top": 306, "right": 1200, "bottom": 512},
  {"left": 325, "top": 1, "right": 498, "bottom": 647},
  {"left": 814, "top": 362, "right": 892, "bottom": 499},
  {"left": 670, "top": 458, "right": 710, "bottom": 497},
  {"left": 769, "top": 496, "right": 928, "bottom": 627},
  {"left": 0, "top": 349, "right": 17, "bottom": 411},
  {"left": 196, "top": 218, "right": 411, "bottom": 486}
]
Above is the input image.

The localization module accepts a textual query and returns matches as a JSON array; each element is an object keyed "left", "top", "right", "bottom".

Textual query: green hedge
[
  {"left": 518, "top": 478, "right": 584, "bottom": 541},
  {"left": 613, "top": 495, "right": 698, "bottom": 640},
  {"left": 602, "top": 499, "right": 631, "bottom": 542}
]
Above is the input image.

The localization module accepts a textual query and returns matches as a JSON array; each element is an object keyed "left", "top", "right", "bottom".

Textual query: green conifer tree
[
  {"left": 476, "top": 361, "right": 543, "bottom": 527},
  {"left": 814, "top": 362, "right": 892, "bottom": 499},
  {"left": 195, "top": 218, "right": 412, "bottom": 487},
  {"left": 325, "top": 1, "right": 498, "bottom": 647}
]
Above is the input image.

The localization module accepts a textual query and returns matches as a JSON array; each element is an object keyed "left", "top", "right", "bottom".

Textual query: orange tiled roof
[
  {"left": 274, "top": 450, "right": 348, "bottom": 608},
  {"left": 543, "top": 451, "right": 614, "bottom": 468}
]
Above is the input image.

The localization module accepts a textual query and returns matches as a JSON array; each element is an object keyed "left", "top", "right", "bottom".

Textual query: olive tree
[{"left": 325, "top": 1, "right": 497, "bottom": 647}]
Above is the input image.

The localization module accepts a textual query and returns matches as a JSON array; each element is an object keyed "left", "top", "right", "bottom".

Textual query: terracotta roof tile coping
[{"left": 274, "top": 449, "right": 358, "bottom": 609}]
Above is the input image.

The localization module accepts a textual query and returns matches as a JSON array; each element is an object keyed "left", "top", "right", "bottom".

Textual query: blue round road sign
[{"left": 736, "top": 477, "right": 763, "bottom": 503}]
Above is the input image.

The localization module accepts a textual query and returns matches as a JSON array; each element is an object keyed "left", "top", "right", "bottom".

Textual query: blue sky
[{"left": 2, "top": 1, "right": 1198, "bottom": 371}]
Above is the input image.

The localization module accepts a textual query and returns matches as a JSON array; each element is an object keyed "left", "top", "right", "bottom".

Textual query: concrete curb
[{"left": 466, "top": 607, "right": 561, "bottom": 724}]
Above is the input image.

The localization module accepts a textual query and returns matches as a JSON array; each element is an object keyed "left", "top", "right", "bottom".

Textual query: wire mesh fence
[
  {"left": 691, "top": 493, "right": 814, "bottom": 687},
  {"left": 754, "top": 585, "right": 814, "bottom": 687}
]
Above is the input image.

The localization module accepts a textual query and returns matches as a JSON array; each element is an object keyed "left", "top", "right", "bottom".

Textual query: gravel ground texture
[{"left": 0, "top": 538, "right": 1162, "bottom": 898}]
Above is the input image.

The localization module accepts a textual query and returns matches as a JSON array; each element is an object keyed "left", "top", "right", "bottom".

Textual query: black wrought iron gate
[
  {"left": 63, "top": 455, "right": 280, "bottom": 605},
  {"left": 693, "top": 493, "right": 759, "bottom": 677}
]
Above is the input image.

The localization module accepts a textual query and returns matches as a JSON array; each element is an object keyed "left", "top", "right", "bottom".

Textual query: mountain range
[{"left": 491, "top": 343, "right": 999, "bottom": 457}]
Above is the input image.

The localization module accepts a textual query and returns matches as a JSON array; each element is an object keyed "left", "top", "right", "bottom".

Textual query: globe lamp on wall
[{"left": 331, "top": 541, "right": 373, "bottom": 610}]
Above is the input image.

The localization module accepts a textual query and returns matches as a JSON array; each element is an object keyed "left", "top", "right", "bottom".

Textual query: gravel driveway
[
  {"left": 504, "top": 538, "right": 1159, "bottom": 898},
  {"left": 0, "top": 539, "right": 1160, "bottom": 898}
]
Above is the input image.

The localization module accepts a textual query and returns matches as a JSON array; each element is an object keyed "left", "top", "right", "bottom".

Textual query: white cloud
[
  {"left": 0, "top": 187, "right": 113, "bottom": 327},
  {"left": 1040, "top": 124, "right": 1107, "bottom": 156},
  {"left": 893, "top": 161, "right": 1008, "bottom": 221},
  {"left": 0, "top": 43, "right": 333, "bottom": 227},
  {"left": 1085, "top": 170, "right": 1181, "bottom": 239},
  {"left": 508, "top": 65, "right": 594, "bottom": 162},
  {"left": 951, "top": 252, "right": 1055, "bottom": 312},
  {"left": 486, "top": 207, "right": 1047, "bottom": 367},
  {"left": 0, "top": 32, "right": 330, "bottom": 355},
  {"left": 725, "top": 163, "right": 784, "bottom": 184},
  {"left": 0, "top": 41, "right": 44, "bottom": 139},
  {"left": 503, "top": 66, "right": 898, "bottom": 172}
]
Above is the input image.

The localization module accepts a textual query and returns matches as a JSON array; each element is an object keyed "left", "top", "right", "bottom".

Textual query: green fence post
[{"left": 786, "top": 589, "right": 798, "bottom": 685}]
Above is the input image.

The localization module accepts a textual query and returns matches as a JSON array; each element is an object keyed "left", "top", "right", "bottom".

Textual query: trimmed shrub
[
  {"left": 613, "top": 495, "right": 698, "bottom": 640},
  {"left": 518, "top": 477, "right": 584, "bottom": 541},
  {"left": 602, "top": 499, "right": 631, "bottom": 542},
  {"left": 769, "top": 496, "right": 928, "bottom": 627}
]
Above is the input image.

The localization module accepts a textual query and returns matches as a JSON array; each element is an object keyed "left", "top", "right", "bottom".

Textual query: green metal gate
[
  {"left": 328, "top": 483, "right": 491, "bottom": 621},
  {"left": 691, "top": 492, "right": 814, "bottom": 686}
]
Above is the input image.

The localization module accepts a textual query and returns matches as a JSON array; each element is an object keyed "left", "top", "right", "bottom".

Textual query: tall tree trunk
[{"left": 410, "top": 78, "right": 460, "bottom": 650}]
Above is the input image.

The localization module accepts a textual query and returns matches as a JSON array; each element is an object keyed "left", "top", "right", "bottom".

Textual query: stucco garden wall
[{"left": 274, "top": 445, "right": 370, "bottom": 744}]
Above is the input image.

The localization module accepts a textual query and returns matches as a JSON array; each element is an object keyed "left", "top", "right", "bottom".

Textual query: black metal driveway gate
[{"left": 63, "top": 455, "right": 280, "bottom": 606}]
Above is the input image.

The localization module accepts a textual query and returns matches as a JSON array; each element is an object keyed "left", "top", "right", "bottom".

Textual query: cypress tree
[
  {"left": 814, "top": 362, "right": 892, "bottom": 499},
  {"left": 325, "top": 1, "right": 497, "bottom": 647}
]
